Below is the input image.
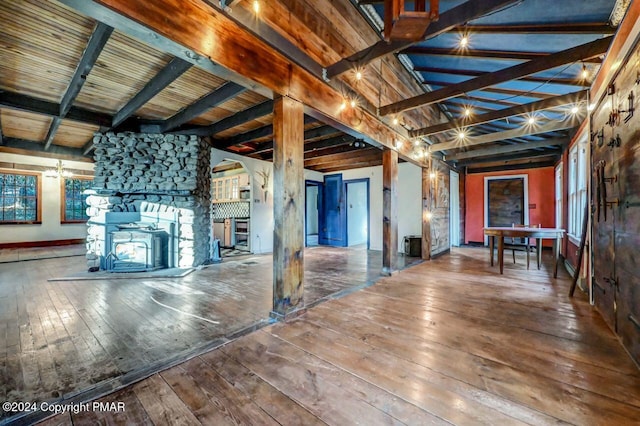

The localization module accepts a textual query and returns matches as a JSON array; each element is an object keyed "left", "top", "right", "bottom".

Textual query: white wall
[
  {"left": 210, "top": 148, "right": 323, "bottom": 254},
  {"left": 340, "top": 162, "right": 422, "bottom": 253},
  {"left": 0, "top": 153, "right": 95, "bottom": 244}
]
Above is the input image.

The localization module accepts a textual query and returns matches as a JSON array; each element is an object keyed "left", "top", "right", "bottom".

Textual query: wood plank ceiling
[{"left": 0, "top": 0, "right": 623, "bottom": 173}]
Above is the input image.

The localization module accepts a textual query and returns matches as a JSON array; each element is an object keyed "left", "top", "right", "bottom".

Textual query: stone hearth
[{"left": 85, "top": 132, "right": 211, "bottom": 269}]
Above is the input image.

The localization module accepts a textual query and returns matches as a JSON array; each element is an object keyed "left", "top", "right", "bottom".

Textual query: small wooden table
[{"left": 483, "top": 227, "right": 565, "bottom": 277}]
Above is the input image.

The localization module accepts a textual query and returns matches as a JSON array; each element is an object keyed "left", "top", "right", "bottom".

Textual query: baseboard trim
[{"left": 0, "top": 238, "right": 85, "bottom": 249}]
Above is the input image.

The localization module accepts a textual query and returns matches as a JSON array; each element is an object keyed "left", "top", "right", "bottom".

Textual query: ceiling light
[
  {"left": 588, "top": 103, "right": 596, "bottom": 111},
  {"left": 429, "top": 172, "right": 436, "bottom": 180},
  {"left": 459, "top": 36, "right": 469, "bottom": 48},
  {"left": 339, "top": 100, "right": 347, "bottom": 111},
  {"left": 571, "top": 105, "right": 580, "bottom": 114},
  {"left": 457, "top": 130, "right": 466, "bottom": 139},
  {"left": 581, "top": 64, "right": 589, "bottom": 80},
  {"left": 395, "top": 139, "right": 403, "bottom": 149},
  {"left": 392, "top": 118, "right": 399, "bottom": 125},
  {"left": 464, "top": 107, "right": 472, "bottom": 117},
  {"left": 350, "top": 99, "right": 357, "bottom": 108},
  {"left": 355, "top": 71, "right": 363, "bottom": 80},
  {"left": 252, "top": 0, "right": 260, "bottom": 14},
  {"left": 414, "top": 139, "right": 421, "bottom": 146},
  {"left": 528, "top": 116, "right": 536, "bottom": 125},
  {"left": 44, "top": 160, "right": 73, "bottom": 179}
]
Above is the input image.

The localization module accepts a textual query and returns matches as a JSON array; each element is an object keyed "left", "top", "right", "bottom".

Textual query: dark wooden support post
[
  {"left": 382, "top": 148, "right": 398, "bottom": 275},
  {"left": 422, "top": 167, "right": 432, "bottom": 260},
  {"left": 271, "top": 95, "right": 305, "bottom": 321}
]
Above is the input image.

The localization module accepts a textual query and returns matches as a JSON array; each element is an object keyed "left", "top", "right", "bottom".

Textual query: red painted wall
[{"left": 465, "top": 167, "right": 556, "bottom": 246}]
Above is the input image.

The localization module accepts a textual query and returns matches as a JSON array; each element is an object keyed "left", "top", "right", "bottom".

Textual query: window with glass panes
[
  {"left": 0, "top": 171, "right": 39, "bottom": 223},
  {"left": 568, "top": 139, "right": 587, "bottom": 242},
  {"left": 62, "top": 177, "right": 93, "bottom": 222}
]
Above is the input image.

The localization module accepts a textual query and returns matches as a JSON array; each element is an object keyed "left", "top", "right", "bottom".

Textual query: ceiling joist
[
  {"left": 413, "top": 66, "right": 590, "bottom": 87},
  {"left": 325, "top": 0, "right": 520, "bottom": 79},
  {"left": 457, "top": 150, "right": 562, "bottom": 166},
  {"left": 447, "top": 137, "right": 568, "bottom": 161},
  {"left": 0, "top": 91, "right": 111, "bottom": 127},
  {"left": 174, "top": 100, "right": 274, "bottom": 136},
  {"left": 43, "top": 22, "right": 113, "bottom": 151},
  {"left": 113, "top": 57, "right": 192, "bottom": 127},
  {"left": 412, "top": 90, "right": 588, "bottom": 137},
  {"left": 430, "top": 115, "right": 581, "bottom": 152},
  {"left": 381, "top": 36, "right": 612, "bottom": 115},
  {"left": 160, "top": 82, "right": 246, "bottom": 132},
  {"left": 214, "top": 116, "right": 318, "bottom": 149}
]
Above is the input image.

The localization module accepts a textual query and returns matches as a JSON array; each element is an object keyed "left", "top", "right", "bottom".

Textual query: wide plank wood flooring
[
  {"left": 0, "top": 245, "right": 419, "bottom": 424},
  {"left": 35, "top": 247, "right": 640, "bottom": 425}
]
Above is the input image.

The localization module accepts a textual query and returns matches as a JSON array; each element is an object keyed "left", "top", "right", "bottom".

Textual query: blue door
[{"left": 319, "top": 174, "right": 346, "bottom": 246}]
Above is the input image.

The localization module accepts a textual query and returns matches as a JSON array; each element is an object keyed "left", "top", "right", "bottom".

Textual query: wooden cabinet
[{"left": 212, "top": 173, "right": 249, "bottom": 202}]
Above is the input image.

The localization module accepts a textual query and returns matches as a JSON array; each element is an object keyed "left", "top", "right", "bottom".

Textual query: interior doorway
[
  {"left": 483, "top": 174, "right": 529, "bottom": 245},
  {"left": 305, "top": 180, "right": 322, "bottom": 247},
  {"left": 346, "top": 179, "right": 369, "bottom": 247},
  {"left": 211, "top": 159, "right": 251, "bottom": 257},
  {"left": 450, "top": 170, "right": 460, "bottom": 247}
]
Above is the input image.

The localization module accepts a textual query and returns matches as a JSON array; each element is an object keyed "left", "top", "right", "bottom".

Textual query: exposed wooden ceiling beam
[
  {"left": 43, "top": 22, "right": 113, "bottom": 151},
  {"left": 61, "top": 22, "right": 114, "bottom": 117},
  {"left": 326, "top": 0, "right": 519, "bottom": 78},
  {"left": 160, "top": 82, "right": 246, "bottom": 132},
  {"left": 0, "top": 137, "right": 89, "bottom": 160},
  {"left": 215, "top": 116, "right": 319, "bottom": 149},
  {"left": 304, "top": 147, "right": 380, "bottom": 167},
  {"left": 311, "top": 160, "right": 383, "bottom": 173},
  {"left": 43, "top": 118, "right": 62, "bottom": 151},
  {"left": 412, "top": 90, "right": 588, "bottom": 137},
  {"left": 430, "top": 115, "right": 582, "bottom": 152},
  {"left": 422, "top": 80, "right": 553, "bottom": 100},
  {"left": 113, "top": 58, "right": 192, "bottom": 127},
  {"left": 403, "top": 47, "right": 549, "bottom": 61},
  {"left": 380, "top": 36, "right": 612, "bottom": 116},
  {"left": 466, "top": 159, "right": 557, "bottom": 173},
  {"left": 447, "top": 137, "right": 568, "bottom": 161},
  {"left": 452, "top": 23, "right": 616, "bottom": 35},
  {"left": 457, "top": 150, "right": 562, "bottom": 166},
  {"left": 0, "top": 91, "right": 112, "bottom": 127},
  {"left": 404, "top": 47, "right": 602, "bottom": 63},
  {"left": 174, "top": 100, "right": 274, "bottom": 136},
  {"left": 307, "top": 155, "right": 381, "bottom": 169},
  {"left": 257, "top": 134, "right": 359, "bottom": 160},
  {"left": 413, "top": 66, "right": 589, "bottom": 87}
]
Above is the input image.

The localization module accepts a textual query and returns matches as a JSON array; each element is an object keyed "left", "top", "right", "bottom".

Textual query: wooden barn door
[{"left": 590, "top": 40, "right": 640, "bottom": 364}]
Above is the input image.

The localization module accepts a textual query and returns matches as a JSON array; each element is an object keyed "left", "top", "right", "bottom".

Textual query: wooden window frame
[
  {"left": 0, "top": 169, "right": 42, "bottom": 225},
  {"left": 60, "top": 176, "right": 93, "bottom": 224}
]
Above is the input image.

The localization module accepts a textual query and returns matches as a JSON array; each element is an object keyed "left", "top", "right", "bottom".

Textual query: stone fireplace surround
[{"left": 85, "top": 132, "right": 211, "bottom": 270}]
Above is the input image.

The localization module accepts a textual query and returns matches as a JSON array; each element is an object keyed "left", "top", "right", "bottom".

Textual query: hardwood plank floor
[
  {"left": 34, "top": 247, "right": 640, "bottom": 426},
  {"left": 0, "top": 245, "right": 419, "bottom": 424}
]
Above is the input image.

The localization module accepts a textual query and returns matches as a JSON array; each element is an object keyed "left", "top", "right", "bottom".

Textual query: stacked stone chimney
[{"left": 85, "top": 132, "right": 211, "bottom": 269}]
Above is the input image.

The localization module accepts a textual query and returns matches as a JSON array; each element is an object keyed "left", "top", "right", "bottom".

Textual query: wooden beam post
[
  {"left": 271, "top": 95, "right": 305, "bottom": 320},
  {"left": 422, "top": 167, "right": 432, "bottom": 260},
  {"left": 382, "top": 148, "right": 398, "bottom": 275}
]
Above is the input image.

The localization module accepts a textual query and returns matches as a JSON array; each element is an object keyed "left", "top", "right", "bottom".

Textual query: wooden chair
[{"left": 505, "top": 224, "right": 540, "bottom": 269}]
